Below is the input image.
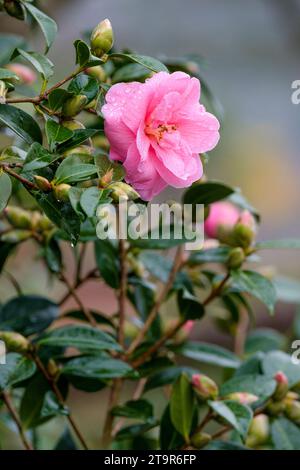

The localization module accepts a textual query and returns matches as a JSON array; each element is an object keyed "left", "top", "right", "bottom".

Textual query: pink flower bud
[
  {"left": 204, "top": 202, "right": 240, "bottom": 239},
  {"left": 238, "top": 210, "right": 257, "bottom": 232},
  {"left": 182, "top": 320, "right": 194, "bottom": 335},
  {"left": 191, "top": 374, "right": 218, "bottom": 400},
  {"left": 6, "top": 63, "right": 37, "bottom": 85},
  {"left": 225, "top": 392, "right": 259, "bottom": 405},
  {"left": 273, "top": 371, "right": 289, "bottom": 401}
]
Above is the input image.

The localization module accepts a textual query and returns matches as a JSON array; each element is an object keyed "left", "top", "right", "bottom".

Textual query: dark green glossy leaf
[
  {"left": 0, "top": 104, "right": 42, "bottom": 144},
  {"left": 80, "top": 186, "right": 102, "bottom": 217},
  {"left": 188, "top": 247, "right": 231, "bottom": 265},
  {"left": 54, "top": 428, "right": 77, "bottom": 450},
  {"left": 245, "top": 329, "right": 285, "bottom": 355},
  {"left": 0, "top": 34, "right": 26, "bottom": 66},
  {"left": 112, "top": 63, "right": 151, "bottom": 84},
  {"left": 209, "top": 400, "right": 252, "bottom": 440},
  {"left": 173, "top": 341, "right": 241, "bottom": 369},
  {"left": 110, "top": 53, "right": 168, "bottom": 73},
  {"left": 11, "top": 48, "right": 54, "bottom": 79},
  {"left": 177, "top": 289, "right": 204, "bottom": 320},
  {"left": 55, "top": 154, "right": 97, "bottom": 184},
  {"left": 24, "top": 3, "right": 57, "bottom": 53},
  {"left": 0, "top": 67, "right": 19, "bottom": 81},
  {"left": 38, "top": 325, "right": 121, "bottom": 353},
  {"left": 47, "top": 89, "right": 72, "bottom": 112},
  {"left": 183, "top": 181, "right": 234, "bottom": 205},
  {"left": 271, "top": 417, "right": 300, "bottom": 450},
  {"left": 112, "top": 400, "right": 153, "bottom": 420},
  {"left": 23, "top": 142, "right": 60, "bottom": 172},
  {"left": 74, "top": 40, "right": 90, "bottom": 67},
  {"left": 68, "top": 74, "right": 98, "bottom": 102},
  {"left": 62, "top": 355, "right": 135, "bottom": 379},
  {"left": 57, "top": 129, "right": 98, "bottom": 153},
  {"left": 45, "top": 120, "right": 73, "bottom": 149},
  {"left": 94, "top": 239, "right": 120, "bottom": 288},
  {"left": 220, "top": 374, "right": 276, "bottom": 400},
  {"left": 0, "top": 295, "right": 58, "bottom": 336},
  {"left": 262, "top": 351, "right": 300, "bottom": 387},
  {"left": 231, "top": 270, "right": 277, "bottom": 314}
]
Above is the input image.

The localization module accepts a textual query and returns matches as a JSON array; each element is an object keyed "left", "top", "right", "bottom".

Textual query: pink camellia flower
[
  {"left": 102, "top": 71, "right": 220, "bottom": 200},
  {"left": 204, "top": 201, "right": 240, "bottom": 238},
  {"left": 6, "top": 63, "right": 37, "bottom": 85}
]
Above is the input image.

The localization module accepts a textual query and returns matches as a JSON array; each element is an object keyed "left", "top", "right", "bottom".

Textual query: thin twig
[
  {"left": 1, "top": 165, "right": 38, "bottom": 190},
  {"left": 101, "top": 378, "right": 122, "bottom": 448},
  {"left": 59, "top": 272, "right": 97, "bottom": 327},
  {"left": 126, "top": 245, "right": 184, "bottom": 357},
  {"left": 1, "top": 391, "right": 33, "bottom": 450},
  {"left": 32, "top": 353, "right": 89, "bottom": 450},
  {"left": 58, "top": 267, "right": 98, "bottom": 306}
]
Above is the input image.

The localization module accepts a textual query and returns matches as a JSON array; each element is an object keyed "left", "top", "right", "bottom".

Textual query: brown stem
[
  {"left": 1, "top": 165, "right": 38, "bottom": 190},
  {"left": 58, "top": 267, "right": 98, "bottom": 306},
  {"left": 1, "top": 391, "right": 33, "bottom": 450},
  {"left": 118, "top": 239, "right": 127, "bottom": 347},
  {"left": 59, "top": 272, "right": 97, "bottom": 327},
  {"left": 211, "top": 425, "right": 230, "bottom": 440},
  {"left": 234, "top": 308, "right": 249, "bottom": 356},
  {"left": 6, "top": 69, "right": 83, "bottom": 106},
  {"left": 132, "top": 272, "right": 231, "bottom": 369},
  {"left": 32, "top": 353, "right": 89, "bottom": 450},
  {"left": 126, "top": 245, "right": 184, "bottom": 357},
  {"left": 101, "top": 378, "right": 122, "bottom": 448}
]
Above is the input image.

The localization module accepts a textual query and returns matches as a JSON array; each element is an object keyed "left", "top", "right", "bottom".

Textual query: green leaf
[
  {"left": 55, "top": 155, "right": 97, "bottom": 184},
  {"left": 11, "top": 48, "right": 54, "bottom": 80},
  {"left": 57, "top": 129, "right": 98, "bottom": 153},
  {"left": 0, "top": 104, "right": 42, "bottom": 144},
  {"left": 94, "top": 153, "right": 125, "bottom": 182},
  {"left": 173, "top": 341, "right": 241, "bottom": 369},
  {"left": 209, "top": 400, "right": 252, "bottom": 440},
  {"left": 23, "top": 142, "right": 60, "bottom": 172},
  {"left": 170, "top": 374, "right": 194, "bottom": 442},
  {"left": 0, "top": 67, "right": 19, "bottom": 81},
  {"left": 220, "top": 374, "right": 276, "bottom": 400},
  {"left": 74, "top": 40, "right": 91, "bottom": 67},
  {"left": 33, "top": 192, "right": 80, "bottom": 245},
  {"left": 68, "top": 74, "right": 98, "bottom": 102},
  {"left": 45, "top": 120, "right": 73, "bottom": 150},
  {"left": 38, "top": 325, "right": 121, "bottom": 353},
  {"left": 231, "top": 269, "right": 277, "bottom": 314},
  {"left": 40, "top": 391, "right": 69, "bottom": 419},
  {"left": 255, "top": 239, "right": 300, "bottom": 250},
  {"left": 115, "top": 419, "right": 158, "bottom": 441},
  {"left": 64, "top": 309, "right": 114, "bottom": 328},
  {"left": 80, "top": 186, "right": 102, "bottom": 217},
  {"left": 20, "top": 374, "right": 52, "bottom": 429},
  {"left": 47, "top": 89, "right": 72, "bottom": 112},
  {"left": 110, "top": 53, "right": 168, "bottom": 73},
  {"left": 177, "top": 289, "right": 205, "bottom": 320},
  {"left": 144, "top": 366, "right": 198, "bottom": 392},
  {"left": 94, "top": 239, "right": 120, "bottom": 288},
  {"left": 112, "top": 63, "right": 151, "bottom": 84},
  {"left": 262, "top": 351, "right": 300, "bottom": 387},
  {"left": 159, "top": 405, "right": 185, "bottom": 450},
  {"left": 128, "top": 224, "right": 196, "bottom": 250},
  {"left": 112, "top": 400, "right": 153, "bottom": 421},
  {"left": 24, "top": 3, "right": 57, "bottom": 53},
  {"left": 7, "top": 356, "right": 36, "bottom": 388},
  {"left": 183, "top": 181, "right": 234, "bottom": 205},
  {"left": 0, "top": 353, "right": 36, "bottom": 391},
  {"left": 62, "top": 355, "right": 135, "bottom": 379},
  {"left": 245, "top": 328, "right": 285, "bottom": 355},
  {"left": 271, "top": 417, "right": 300, "bottom": 450},
  {"left": 0, "top": 242, "right": 15, "bottom": 273},
  {"left": 0, "top": 295, "right": 58, "bottom": 336},
  {"left": 139, "top": 251, "right": 190, "bottom": 290},
  {"left": 0, "top": 172, "right": 12, "bottom": 212},
  {"left": 188, "top": 246, "right": 231, "bottom": 265}
]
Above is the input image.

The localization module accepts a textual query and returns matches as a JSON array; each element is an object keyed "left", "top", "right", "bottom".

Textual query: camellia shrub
[{"left": 1, "top": 1, "right": 300, "bottom": 451}]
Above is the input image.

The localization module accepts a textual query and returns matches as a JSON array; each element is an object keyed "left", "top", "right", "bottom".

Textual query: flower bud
[
  {"left": 227, "top": 247, "right": 245, "bottom": 269},
  {"left": 225, "top": 392, "right": 259, "bottom": 405},
  {"left": 108, "top": 182, "right": 140, "bottom": 201},
  {"left": 246, "top": 414, "right": 269, "bottom": 448},
  {"left": 4, "top": 0, "right": 25, "bottom": 20},
  {"left": 61, "top": 119, "right": 85, "bottom": 131},
  {"left": 273, "top": 371, "right": 289, "bottom": 401},
  {"left": 266, "top": 399, "right": 285, "bottom": 416},
  {"left": 53, "top": 183, "right": 71, "bottom": 202},
  {"left": 4, "top": 206, "right": 32, "bottom": 229},
  {"left": 90, "top": 19, "right": 114, "bottom": 57},
  {"left": 0, "top": 80, "right": 7, "bottom": 104},
  {"left": 0, "top": 331, "right": 30, "bottom": 354},
  {"left": 99, "top": 169, "right": 114, "bottom": 188},
  {"left": 47, "top": 359, "right": 60, "bottom": 378},
  {"left": 191, "top": 374, "right": 218, "bottom": 401},
  {"left": 62, "top": 94, "right": 88, "bottom": 117},
  {"left": 232, "top": 223, "right": 255, "bottom": 249},
  {"left": 204, "top": 201, "right": 240, "bottom": 239},
  {"left": 33, "top": 175, "right": 52, "bottom": 192},
  {"left": 36, "top": 215, "right": 53, "bottom": 232},
  {"left": 86, "top": 65, "right": 106, "bottom": 82},
  {"left": 6, "top": 63, "right": 36, "bottom": 85},
  {"left": 62, "top": 145, "right": 92, "bottom": 158},
  {"left": 285, "top": 400, "right": 300, "bottom": 425},
  {"left": 93, "top": 135, "right": 110, "bottom": 151},
  {"left": 190, "top": 431, "right": 211, "bottom": 449},
  {"left": 1, "top": 229, "right": 32, "bottom": 243}
]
